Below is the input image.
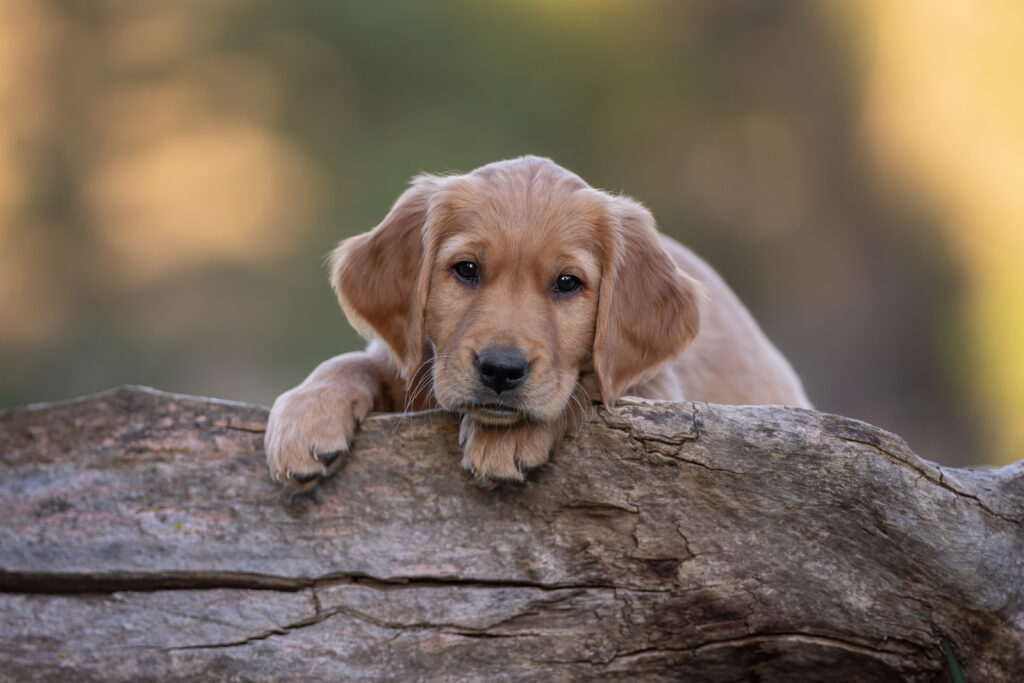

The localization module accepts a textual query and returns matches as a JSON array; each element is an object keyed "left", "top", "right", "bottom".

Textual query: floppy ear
[
  {"left": 593, "top": 195, "right": 704, "bottom": 406},
  {"left": 329, "top": 174, "right": 444, "bottom": 380}
]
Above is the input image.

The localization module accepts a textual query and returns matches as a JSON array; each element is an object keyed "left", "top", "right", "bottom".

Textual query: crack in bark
[
  {"left": 601, "top": 404, "right": 745, "bottom": 475},
  {"left": 330, "top": 604, "right": 537, "bottom": 638},
  {"left": 166, "top": 592, "right": 587, "bottom": 653},
  {"left": 165, "top": 616, "right": 936, "bottom": 670},
  {"left": 166, "top": 605, "right": 331, "bottom": 652},
  {"left": 667, "top": 454, "right": 746, "bottom": 475},
  {"left": 934, "top": 470, "right": 1022, "bottom": 527},
  {"left": 688, "top": 631, "right": 921, "bottom": 660},
  {"left": 0, "top": 568, "right": 671, "bottom": 596},
  {"left": 559, "top": 500, "right": 639, "bottom": 515},
  {"left": 537, "top": 631, "right": 924, "bottom": 668},
  {"left": 840, "top": 435, "right": 1022, "bottom": 527},
  {"left": 598, "top": 406, "right": 697, "bottom": 445},
  {"left": 0, "top": 569, "right": 304, "bottom": 594},
  {"left": 221, "top": 424, "right": 266, "bottom": 434}
]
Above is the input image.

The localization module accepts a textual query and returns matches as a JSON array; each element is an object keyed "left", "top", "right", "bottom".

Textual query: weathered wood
[{"left": 0, "top": 385, "right": 1021, "bottom": 681}]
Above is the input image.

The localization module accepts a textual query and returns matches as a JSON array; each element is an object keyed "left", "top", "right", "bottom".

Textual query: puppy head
[{"left": 330, "top": 156, "right": 701, "bottom": 423}]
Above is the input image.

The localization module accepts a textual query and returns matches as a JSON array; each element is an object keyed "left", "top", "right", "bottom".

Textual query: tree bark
[{"left": 0, "top": 385, "right": 1021, "bottom": 681}]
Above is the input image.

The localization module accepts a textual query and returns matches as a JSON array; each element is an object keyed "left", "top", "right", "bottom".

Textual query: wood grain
[{"left": 1, "top": 386, "right": 1021, "bottom": 681}]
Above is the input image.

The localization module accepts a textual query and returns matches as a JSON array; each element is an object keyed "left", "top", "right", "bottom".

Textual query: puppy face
[
  {"left": 331, "top": 157, "right": 702, "bottom": 423},
  {"left": 422, "top": 168, "right": 605, "bottom": 425}
]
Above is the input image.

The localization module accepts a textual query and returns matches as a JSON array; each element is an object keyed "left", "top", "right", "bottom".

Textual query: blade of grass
[{"left": 916, "top": 610, "right": 966, "bottom": 683}]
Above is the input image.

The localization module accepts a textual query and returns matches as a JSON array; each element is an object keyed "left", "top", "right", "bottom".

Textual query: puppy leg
[
  {"left": 458, "top": 416, "right": 565, "bottom": 485},
  {"left": 265, "top": 345, "right": 404, "bottom": 492}
]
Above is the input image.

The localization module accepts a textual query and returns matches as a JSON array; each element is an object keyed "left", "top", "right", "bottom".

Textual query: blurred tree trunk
[{"left": 0, "top": 386, "right": 1021, "bottom": 681}]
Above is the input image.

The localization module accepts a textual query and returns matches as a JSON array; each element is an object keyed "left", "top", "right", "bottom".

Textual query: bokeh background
[{"left": 2, "top": 1, "right": 1022, "bottom": 467}]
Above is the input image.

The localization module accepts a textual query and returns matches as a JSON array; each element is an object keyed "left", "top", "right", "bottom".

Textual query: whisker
[
  {"left": 570, "top": 382, "right": 592, "bottom": 441},
  {"left": 404, "top": 369, "right": 434, "bottom": 407},
  {"left": 393, "top": 353, "right": 453, "bottom": 434}
]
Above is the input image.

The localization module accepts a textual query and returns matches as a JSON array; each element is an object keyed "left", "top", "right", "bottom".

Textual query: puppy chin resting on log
[{"left": 265, "top": 156, "right": 809, "bottom": 491}]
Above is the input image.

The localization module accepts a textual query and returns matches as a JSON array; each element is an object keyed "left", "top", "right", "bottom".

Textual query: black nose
[{"left": 474, "top": 346, "right": 530, "bottom": 393}]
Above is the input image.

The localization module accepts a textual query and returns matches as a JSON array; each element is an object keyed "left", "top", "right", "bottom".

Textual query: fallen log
[{"left": 0, "top": 385, "right": 1021, "bottom": 681}]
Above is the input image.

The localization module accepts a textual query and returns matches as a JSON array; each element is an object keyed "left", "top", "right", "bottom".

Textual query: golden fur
[{"left": 266, "top": 156, "right": 809, "bottom": 490}]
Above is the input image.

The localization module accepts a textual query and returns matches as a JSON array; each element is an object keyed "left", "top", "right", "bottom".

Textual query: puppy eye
[
  {"left": 554, "top": 274, "right": 582, "bottom": 296},
  {"left": 453, "top": 261, "right": 479, "bottom": 284}
]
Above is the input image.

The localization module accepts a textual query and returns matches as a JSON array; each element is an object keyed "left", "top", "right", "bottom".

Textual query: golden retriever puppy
[{"left": 266, "top": 156, "right": 810, "bottom": 491}]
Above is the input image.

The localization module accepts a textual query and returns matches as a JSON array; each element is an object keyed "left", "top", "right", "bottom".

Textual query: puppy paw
[
  {"left": 265, "top": 383, "right": 374, "bottom": 492},
  {"left": 458, "top": 417, "right": 558, "bottom": 485}
]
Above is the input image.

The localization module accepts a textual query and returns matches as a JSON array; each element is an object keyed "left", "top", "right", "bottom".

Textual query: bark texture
[{"left": 0, "top": 385, "right": 1021, "bottom": 681}]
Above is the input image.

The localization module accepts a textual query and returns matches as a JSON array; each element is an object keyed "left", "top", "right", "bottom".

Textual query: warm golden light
[
  {"left": 846, "top": 0, "right": 1024, "bottom": 463},
  {"left": 0, "top": 0, "right": 64, "bottom": 341},
  {"left": 88, "top": 119, "right": 318, "bottom": 283},
  {"left": 0, "top": 1, "right": 320, "bottom": 340}
]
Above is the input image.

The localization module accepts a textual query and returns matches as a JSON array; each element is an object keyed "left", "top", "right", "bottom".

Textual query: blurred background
[{"left": 1, "top": 0, "right": 1022, "bottom": 467}]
